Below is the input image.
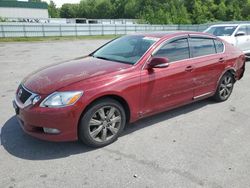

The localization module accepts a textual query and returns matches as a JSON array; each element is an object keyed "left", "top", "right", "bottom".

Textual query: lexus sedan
[
  {"left": 13, "top": 32, "right": 245, "bottom": 147},
  {"left": 204, "top": 24, "right": 250, "bottom": 57}
]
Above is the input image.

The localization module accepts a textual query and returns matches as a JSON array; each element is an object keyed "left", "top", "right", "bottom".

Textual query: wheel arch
[
  {"left": 213, "top": 68, "right": 236, "bottom": 102},
  {"left": 227, "top": 69, "right": 236, "bottom": 79},
  {"left": 77, "top": 94, "right": 131, "bottom": 138},
  {"left": 217, "top": 68, "right": 237, "bottom": 85}
]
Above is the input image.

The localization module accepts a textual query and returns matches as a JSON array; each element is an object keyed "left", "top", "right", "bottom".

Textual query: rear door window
[
  {"left": 237, "top": 26, "right": 248, "bottom": 35},
  {"left": 189, "top": 38, "right": 216, "bottom": 57},
  {"left": 246, "top": 25, "right": 250, "bottom": 35},
  {"left": 153, "top": 38, "right": 190, "bottom": 62}
]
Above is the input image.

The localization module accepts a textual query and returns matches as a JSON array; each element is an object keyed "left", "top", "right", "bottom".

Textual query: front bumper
[{"left": 13, "top": 99, "right": 81, "bottom": 142}]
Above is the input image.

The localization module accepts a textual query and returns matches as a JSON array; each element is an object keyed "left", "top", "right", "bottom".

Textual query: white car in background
[{"left": 204, "top": 24, "right": 250, "bottom": 57}]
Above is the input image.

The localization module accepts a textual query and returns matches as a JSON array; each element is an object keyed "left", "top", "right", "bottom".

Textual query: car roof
[{"left": 132, "top": 31, "right": 215, "bottom": 39}]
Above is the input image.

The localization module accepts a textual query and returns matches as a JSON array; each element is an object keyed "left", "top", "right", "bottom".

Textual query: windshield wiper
[
  {"left": 93, "top": 56, "right": 111, "bottom": 61},
  {"left": 93, "top": 55, "right": 133, "bottom": 65}
]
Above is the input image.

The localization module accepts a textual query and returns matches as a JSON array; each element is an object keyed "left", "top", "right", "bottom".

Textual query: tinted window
[
  {"left": 205, "top": 26, "right": 237, "bottom": 36},
  {"left": 214, "top": 40, "right": 224, "bottom": 53},
  {"left": 247, "top": 25, "right": 250, "bottom": 35},
  {"left": 154, "top": 38, "right": 189, "bottom": 62},
  {"left": 190, "top": 38, "right": 216, "bottom": 57},
  {"left": 237, "top": 26, "right": 248, "bottom": 35},
  {"left": 93, "top": 35, "right": 158, "bottom": 64}
]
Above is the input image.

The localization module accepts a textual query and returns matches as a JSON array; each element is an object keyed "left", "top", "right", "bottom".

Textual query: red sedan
[{"left": 13, "top": 32, "right": 245, "bottom": 147}]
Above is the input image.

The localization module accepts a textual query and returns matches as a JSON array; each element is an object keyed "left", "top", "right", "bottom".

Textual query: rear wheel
[
  {"left": 79, "top": 98, "right": 126, "bottom": 147},
  {"left": 213, "top": 72, "right": 234, "bottom": 102}
]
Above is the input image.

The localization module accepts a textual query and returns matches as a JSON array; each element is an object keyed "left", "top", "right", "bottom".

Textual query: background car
[
  {"left": 204, "top": 24, "right": 250, "bottom": 58},
  {"left": 13, "top": 32, "right": 245, "bottom": 147}
]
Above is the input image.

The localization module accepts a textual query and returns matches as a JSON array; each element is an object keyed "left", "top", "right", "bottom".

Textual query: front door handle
[{"left": 185, "top": 65, "right": 194, "bottom": 72}]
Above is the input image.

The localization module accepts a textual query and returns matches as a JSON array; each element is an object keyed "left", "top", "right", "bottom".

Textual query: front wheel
[
  {"left": 79, "top": 98, "right": 126, "bottom": 147},
  {"left": 213, "top": 72, "right": 235, "bottom": 102}
]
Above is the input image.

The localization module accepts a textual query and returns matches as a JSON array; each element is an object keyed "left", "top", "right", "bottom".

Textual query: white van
[{"left": 204, "top": 24, "right": 250, "bottom": 57}]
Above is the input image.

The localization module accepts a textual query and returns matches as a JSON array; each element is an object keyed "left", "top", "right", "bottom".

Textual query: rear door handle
[
  {"left": 219, "top": 57, "right": 225, "bottom": 63},
  {"left": 185, "top": 65, "right": 194, "bottom": 72}
]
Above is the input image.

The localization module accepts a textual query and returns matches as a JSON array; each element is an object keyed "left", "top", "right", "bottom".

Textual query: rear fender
[
  {"left": 238, "top": 61, "right": 245, "bottom": 80},
  {"left": 216, "top": 68, "right": 237, "bottom": 88}
]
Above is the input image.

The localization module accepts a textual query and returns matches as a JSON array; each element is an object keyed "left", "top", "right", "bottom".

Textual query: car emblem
[{"left": 18, "top": 88, "right": 23, "bottom": 98}]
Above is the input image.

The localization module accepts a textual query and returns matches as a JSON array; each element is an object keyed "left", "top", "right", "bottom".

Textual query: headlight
[{"left": 40, "top": 91, "right": 83, "bottom": 108}]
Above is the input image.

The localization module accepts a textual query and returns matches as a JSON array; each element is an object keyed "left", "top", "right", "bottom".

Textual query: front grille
[{"left": 17, "top": 85, "right": 32, "bottom": 104}]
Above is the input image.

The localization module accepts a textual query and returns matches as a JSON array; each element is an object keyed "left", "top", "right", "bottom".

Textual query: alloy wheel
[
  {"left": 219, "top": 75, "right": 233, "bottom": 100},
  {"left": 88, "top": 106, "right": 121, "bottom": 142}
]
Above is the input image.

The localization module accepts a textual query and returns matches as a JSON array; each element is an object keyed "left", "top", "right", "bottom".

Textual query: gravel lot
[{"left": 0, "top": 40, "right": 250, "bottom": 188}]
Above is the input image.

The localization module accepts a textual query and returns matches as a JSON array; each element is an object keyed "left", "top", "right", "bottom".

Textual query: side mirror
[
  {"left": 147, "top": 57, "right": 169, "bottom": 69},
  {"left": 235, "top": 31, "right": 246, "bottom": 37}
]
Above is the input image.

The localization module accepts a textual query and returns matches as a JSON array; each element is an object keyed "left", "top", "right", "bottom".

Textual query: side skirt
[{"left": 193, "top": 92, "right": 214, "bottom": 100}]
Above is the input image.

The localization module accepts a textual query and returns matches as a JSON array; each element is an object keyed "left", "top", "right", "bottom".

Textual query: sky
[
  {"left": 44, "top": 0, "right": 81, "bottom": 7},
  {"left": 20, "top": 0, "right": 81, "bottom": 7}
]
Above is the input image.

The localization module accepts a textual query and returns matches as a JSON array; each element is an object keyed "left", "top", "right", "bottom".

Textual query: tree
[
  {"left": 214, "top": 1, "right": 227, "bottom": 21},
  {"left": 124, "top": 0, "right": 139, "bottom": 19},
  {"left": 78, "top": 0, "right": 88, "bottom": 18},
  {"left": 139, "top": 0, "right": 190, "bottom": 24},
  {"left": 225, "top": 0, "right": 242, "bottom": 20},
  {"left": 110, "top": 0, "right": 127, "bottom": 18},
  {"left": 241, "top": 0, "right": 250, "bottom": 20},
  {"left": 60, "top": 4, "right": 78, "bottom": 18},
  {"left": 95, "top": 0, "right": 113, "bottom": 19},
  {"left": 28, "top": 0, "right": 42, "bottom": 2},
  {"left": 48, "top": 0, "right": 59, "bottom": 18},
  {"left": 168, "top": 0, "right": 190, "bottom": 24},
  {"left": 189, "top": 0, "right": 210, "bottom": 24},
  {"left": 56, "top": 0, "right": 250, "bottom": 24}
]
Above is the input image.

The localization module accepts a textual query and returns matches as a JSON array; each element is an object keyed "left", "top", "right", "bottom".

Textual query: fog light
[{"left": 43, "top": 128, "right": 60, "bottom": 134}]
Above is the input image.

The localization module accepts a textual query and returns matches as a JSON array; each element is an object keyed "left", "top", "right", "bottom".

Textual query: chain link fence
[{"left": 0, "top": 22, "right": 211, "bottom": 38}]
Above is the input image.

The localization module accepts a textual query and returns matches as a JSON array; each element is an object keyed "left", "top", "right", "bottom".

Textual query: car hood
[{"left": 23, "top": 56, "right": 132, "bottom": 94}]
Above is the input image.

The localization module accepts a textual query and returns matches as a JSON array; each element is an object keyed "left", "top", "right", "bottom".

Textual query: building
[{"left": 0, "top": 0, "right": 48, "bottom": 19}]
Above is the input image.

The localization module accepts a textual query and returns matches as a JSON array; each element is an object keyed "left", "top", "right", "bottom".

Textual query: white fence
[{"left": 0, "top": 22, "right": 210, "bottom": 38}]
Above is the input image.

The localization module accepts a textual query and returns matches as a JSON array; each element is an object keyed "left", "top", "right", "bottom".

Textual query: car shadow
[{"left": 1, "top": 99, "right": 215, "bottom": 160}]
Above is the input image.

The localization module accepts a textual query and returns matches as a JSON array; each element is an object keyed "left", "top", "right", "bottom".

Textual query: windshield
[
  {"left": 205, "top": 26, "right": 237, "bottom": 36},
  {"left": 92, "top": 35, "right": 159, "bottom": 65}
]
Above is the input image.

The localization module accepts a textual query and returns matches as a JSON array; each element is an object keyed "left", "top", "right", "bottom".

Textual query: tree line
[{"left": 46, "top": 0, "right": 250, "bottom": 24}]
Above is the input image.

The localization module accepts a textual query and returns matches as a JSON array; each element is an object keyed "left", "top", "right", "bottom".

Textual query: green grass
[{"left": 0, "top": 35, "right": 121, "bottom": 42}]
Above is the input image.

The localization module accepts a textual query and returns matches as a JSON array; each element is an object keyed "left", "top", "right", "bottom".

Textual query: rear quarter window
[{"left": 214, "top": 40, "right": 224, "bottom": 53}]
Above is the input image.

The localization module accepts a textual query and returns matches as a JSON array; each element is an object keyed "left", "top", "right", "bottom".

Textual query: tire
[
  {"left": 79, "top": 98, "right": 126, "bottom": 147},
  {"left": 213, "top": 72, "right": 235, "bottom": 102}
]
